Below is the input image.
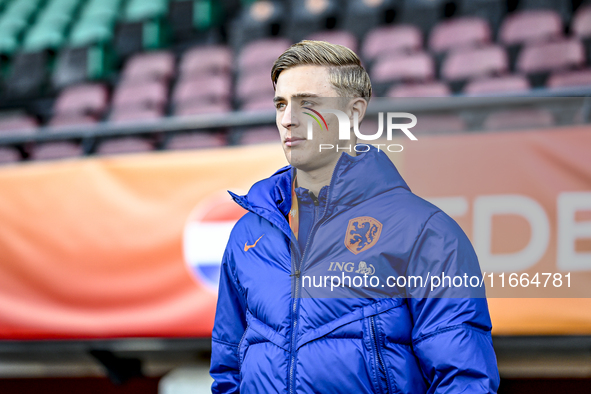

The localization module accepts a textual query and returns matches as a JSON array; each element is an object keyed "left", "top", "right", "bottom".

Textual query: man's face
[{"left": 273, "top": 65, "right": 350, "bottom": 173}]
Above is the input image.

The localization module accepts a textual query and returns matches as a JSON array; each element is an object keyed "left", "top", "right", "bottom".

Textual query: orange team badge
[
  {"left": 345, "top": 217, "right": 382, "bottom": 255},
  {"left": 244, "top": 235, "right": 264, "bottom": 252}
]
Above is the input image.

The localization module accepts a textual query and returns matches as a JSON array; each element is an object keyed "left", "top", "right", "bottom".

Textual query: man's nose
[{"left": 281, "top": 103, "right": 298, "bottom": 129}]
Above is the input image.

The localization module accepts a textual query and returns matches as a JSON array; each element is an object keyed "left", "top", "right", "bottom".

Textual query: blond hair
[{"left": 271, "top": 40, "right": 372, "bottom": 101}]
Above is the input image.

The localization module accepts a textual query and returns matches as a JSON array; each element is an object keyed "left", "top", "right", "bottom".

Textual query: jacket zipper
[
  {"left": 369, "top": 315, "right": 390, "bottom": 394},
  {"left": 288, "top": 194, "right": 323, "bottom": 394}
]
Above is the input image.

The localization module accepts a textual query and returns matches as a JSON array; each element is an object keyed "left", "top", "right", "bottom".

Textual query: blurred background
[{"left": 0, "top": 0, "right": 591, "bottom": 392}]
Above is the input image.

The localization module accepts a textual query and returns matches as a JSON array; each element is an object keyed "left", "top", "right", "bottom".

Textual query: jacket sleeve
[
  {"left": 210, "top": 247, "right": 247, "bottom": 394},
  {"left": 406, "top": 211, "right": 500, "bottom": 394}
]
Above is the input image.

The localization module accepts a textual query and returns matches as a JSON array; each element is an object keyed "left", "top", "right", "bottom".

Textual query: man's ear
[{"left": 347, "top": 97, "right": 368, "bottom": 126}]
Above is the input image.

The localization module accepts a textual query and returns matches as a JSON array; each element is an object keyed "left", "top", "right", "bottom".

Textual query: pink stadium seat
[
  {"left": 500, "top": 10, "right": 563, "bottom": 45},
  {"left": 237, "top": 71, "right": 274, "bottom": 101},
  {"left": 517, "top": 39, "right": 585, "bottom": 74},
  {"left": 441, "top": 45, "right": 508, "bottom": 81},
  {"left": 573, "top": 6, "right": 591, "bottom": 39},
  {"left": 0, "top": 146, "right": 20, "bottom": 164},
  {"left": 112, "top": 80, "right": 168, "bottom": 111},
  {"left": 174, "top": 101, "right": 232, "bottom": 117},
  {"left": 49, "top": 114, "right": 98, "bottom": 127},
  {"left": 464, "top": 75, "right": 531, "bottom": 95},
  {"left": 172, "top": 74, "right": 232, "bottom": 106},
  {"left": 387, "top": 82, "right": 451, "bottom": 97},
  {"left": 238, "top": 38, "right": 291, "bottom": 71},
  {"left": 363, "top": 25, "right": 423, "bottom": 61},
  {"left": 483, "top": 109, "right": 554, "bottom": 131},
  {"left": 241, "top": 95, "right": 275, "bottom": 112},
  {"left": 96, "top": 137, "right": 154, "bottom": 155},
  {"left": 306, "top": 30, "right": 358, "bottom": 53},
  {"left": 166, "top": 132, "right": 227, "bottom": 150},
  {"left": 547, "top": 69, "right": 591, "bottom": 88},
  {"left": 372, "top": 52, "right": 435, "bottom": 83},
  {"left": 31, "top": 141, "right": 83, "bottom": 161},
  {"left": 54, "top": 84, "right": 109, "bottom": 117},
  {"left": 121, "top": 51, "right": 175, "bottom": 83},
  {"left": 179, "top": 45, "right": 232, "bottom": 77},
  {"left": 429, "top": 17, "right": 491, "bottom": 53},
  {"left": 413, "top": 114, "right": 466, "bottom": 135},
  {"left": 240, "top": 126, "right": 279, "bottom": 145},
  {"left": 0, "top": 115, "right": 38, "bottom": 134},
  {"left": 109, "top": 107, "right": 164, "bottom": 123}
]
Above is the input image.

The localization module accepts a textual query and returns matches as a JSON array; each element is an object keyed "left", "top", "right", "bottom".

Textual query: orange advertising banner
[{"left": 0, "top": 126, "right": 590, "bottom": 339}]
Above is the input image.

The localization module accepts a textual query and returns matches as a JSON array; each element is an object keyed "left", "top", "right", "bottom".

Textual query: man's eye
[
  {"left": 275, "top": 102, "right": 286, "bottom": 109},
  {"left": 302, "top": 100, "right": 314, "bottom": 106}
]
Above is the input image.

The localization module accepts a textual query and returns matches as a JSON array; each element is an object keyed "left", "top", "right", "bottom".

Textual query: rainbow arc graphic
[{"left": 303, "top": 107, "right": 328, "bottom": 131}]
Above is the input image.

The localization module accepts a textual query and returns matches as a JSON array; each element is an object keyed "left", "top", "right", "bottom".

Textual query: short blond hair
[{"left": 271, "top": 40, "right": 372, "bottom": 101}]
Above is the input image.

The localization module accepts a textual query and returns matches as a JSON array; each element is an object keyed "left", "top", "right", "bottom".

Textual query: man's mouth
[{"left": 284, "top": 136, "right": 306, "bottom": 147}]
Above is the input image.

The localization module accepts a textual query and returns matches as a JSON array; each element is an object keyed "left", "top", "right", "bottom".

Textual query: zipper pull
[
  {"left": 310, "top": 192, "right": 319, "bottom": 206},
  {"left": 290, "top": 270, "right": 301, "bottom": 278}
]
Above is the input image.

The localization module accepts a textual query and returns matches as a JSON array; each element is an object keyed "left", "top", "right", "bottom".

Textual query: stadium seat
[
  {"left": 54, "top": 83, "right": 109, "bottom": 118},
  {"left": 387, "top": 82, "right": 451, "bottom": 97},
  {"left": 429, "top": 16, "right": 491, "bottom": 53},
  {"left": 441, "top": 45, "right": 508, "bottom": 87},
  {"left": 166, "top": 131, "right": 227, "bottom": 150},
  {"left": 547, "top": 69, "right": 591, "bottom": 89},
  {"left": 499, "top": 10, "right": 563, "bottom": 46},
  {"left": 238, "top": 37, "right": 291, "bottom": 72},
  {"left": 363, "top": 25, "right": 422, "bottom": 62},
  {"left": 341, "top": 0, "right": 401, "bottom": 39},
  {"left": 179, "top": 45, "right": 232, "bottom": 77},
  {"left": 483, "top": 108, "right": 555, "bottom": 130},
  {"left": 573, "top": 5, "right": 591, "bottom": 38},
  {"left": 458, "top": 0, "right": 506, "bottom": 32},
  {"left": 96, "top": 136, "right": 154, "bottom": 155},
  {"left": 0, "top": 146, "right": 21, "bottom": 164},
  {"left": 516, "top": 0, "right": 571, "bottom": 24},
  {"left": 0, "top": 114, "right": 38, "bottom": 134},
  {"left": 239, "top": 126, "right": 279, "bottom": 145},
  {"left": 110, "top": 107, "right": 164, "bottom": 123},
  {"left": 371, "top": 52, "right": 435, "bottom": 84},
  {"left": 112, "top": 80, "right": 168, "bottom": 112},
  {"left": 30, "top": 141, "right": 83, "bottom": 161},
  {"left": 306, "top": 30, "right": 357, "bottom": 53},
  {"left": 284, "top": 0, "right": 340, "bottom": 43},
  {"left": 517, "top": 39, "right": 585, "bottom": 81},
  {"left": 174, "top": 102, "right": 232, "bottom": 117},
  {"left": 236, "top": 71, "right": 274, "bottom": 102},
  {"left": 49, "top": 114, "right": 98, "bottom": 127},
  {"left": 399, "top": 0, "right": 447, "bottom": 33},
  {"left": 4, "top": 51, "right": 48, "bottom": 98},
  {"left": 173, "top": 74, "right": 232, "bottom": 107},
  {"left": 241, "top": 95, "right": 275, "bottom": 111},
  {"left": 121, "top": 51, "right": 175, "bottom": 83},
  {"left": 52, "top": 46, "right": 111, "bottom": 88},
  {"left": 413, "top": 114, "right": 467, "bottom": 135},
  {"left": 464, "top": 75, "right": 530, "bottom": 95}
]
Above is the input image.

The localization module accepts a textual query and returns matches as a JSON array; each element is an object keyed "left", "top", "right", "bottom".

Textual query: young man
[{"left": 210, "top": 41, "right": 500, "bottom": 393}]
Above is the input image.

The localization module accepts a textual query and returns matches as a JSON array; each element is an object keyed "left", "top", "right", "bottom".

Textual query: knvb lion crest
[{"left": 345, "top": 217, "right": 382, "bottom": 255}]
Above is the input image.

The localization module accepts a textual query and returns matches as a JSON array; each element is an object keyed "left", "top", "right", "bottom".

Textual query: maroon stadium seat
[
  {"left": 96, "top": 137, "right": 154, "bottom": 155},
  {"left": 306, "top": 30, "right": 358, "bottom": 53},
  {"left": 240, "top": 126, "right": 279, "bottom": 145},
  {"left": 112, "top": 80, "right": 168, "bottom": 112},
  {"left": 387, "top": 82, "right": 451, "bottom": 97},
  {"left": 413, "top": 114, "right": 467, "bottom": 135},
  {"left": 573, "top": 5, "right": 591, "bottom": 39},
  {"left": 31, "top": 141, "right": 83, "bottom": 161},
  {"left": 237, "top": 71, "right": 274, "bottom": 101},
  {"left": 429, "top": 16, "right": 491, "bottom": 53},
  {"left": 371, "top": 52, "right": 435, "bottom": 83},
  {"left": 442, "top": 45, "right": 508, "bottom": 81},
  {"left": 166, "top": 132, "right": 227, "bottom": 150},
  {"left": 174, "top": 102, "right": 232, "bottom": 117},
  {"left": 109, "top": 107, "right": 164, "bottom": 123},
  {"left": 517, "top": 39, "right": 585, "bottom": 74},
  {"left": 238, "top": 38, "right": 291, "bottom": 72},
  {"left": 500, "top": 10, "right": 563, "bottom": 45},
  {"left": 363, "top": 25, "right": 423, "bottom": 61},
  {"left": 121, "top": 51, "right": 175, "bottom": 83},
  {"left": 179, "top": 45, "right": 232, "bottom": 77},
  {"left": 0, "top": 115, "right": 38, "bottom": 135},
  {"left": 54, "top": 84, "right": 109, "bottom": 118},
  {"left": 464, "top": 75, "right": 531, "bottom": 95},
  {"left": 483, "top": 109, "right": 555, "bottom": 131},
  {"left": 173, "top": 74, "right": 232, "bottom": 106},
  {"left": 0, "top": 146, "right": 21, "bottom": 164},
  {"left": 547, "top": 69, "right": 591, "bottom": 88},
  {"left": 49, "top": 114, "right": 99, "bottom": 127}
]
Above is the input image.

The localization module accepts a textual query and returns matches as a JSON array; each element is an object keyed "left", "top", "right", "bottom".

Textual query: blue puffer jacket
[{"left": 210, "top": 146, "right": 500, "bottom": 393}]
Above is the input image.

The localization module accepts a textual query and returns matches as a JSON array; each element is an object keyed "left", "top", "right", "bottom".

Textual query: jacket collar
[{"left": 229, "top": 146, "right": 410, "bottom": 234}]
